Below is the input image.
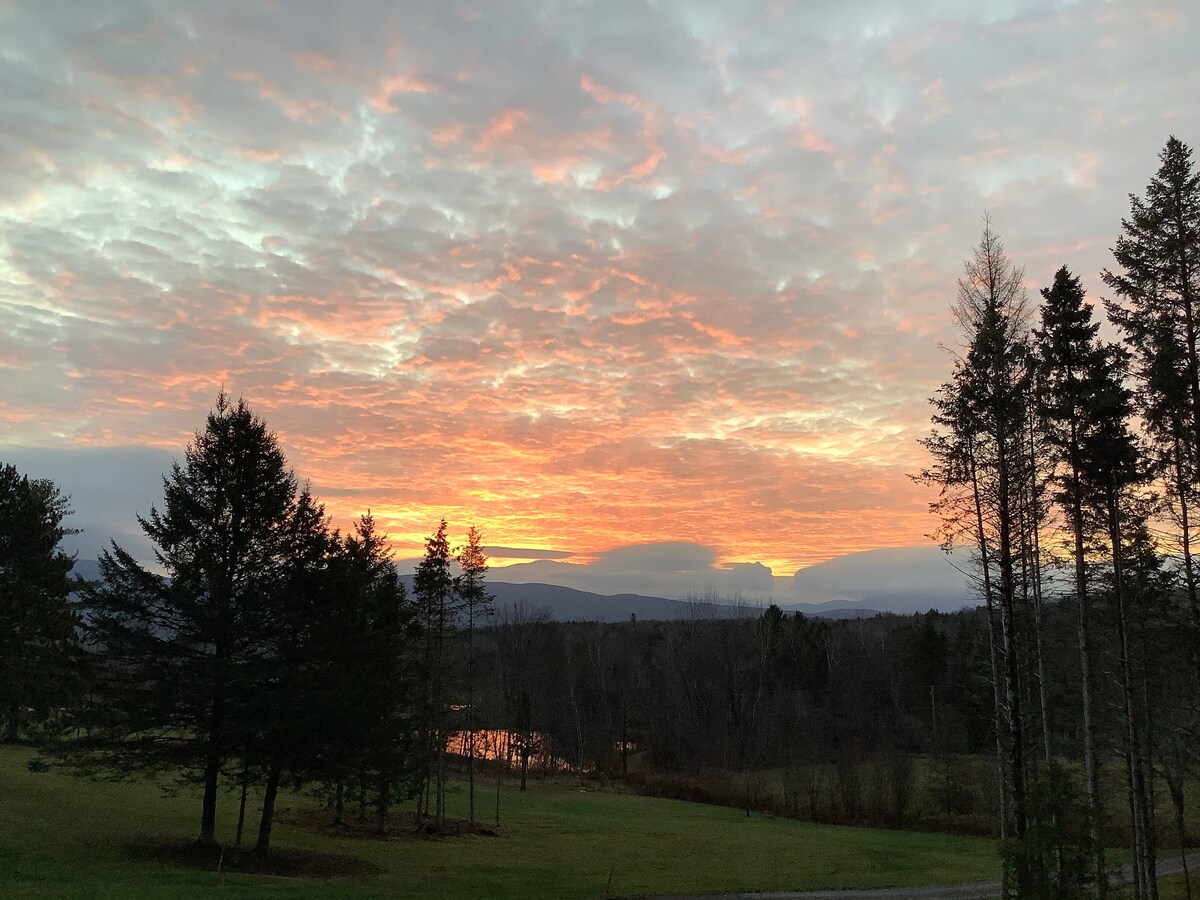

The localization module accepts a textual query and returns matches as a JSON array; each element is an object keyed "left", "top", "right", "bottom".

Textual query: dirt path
[{"left": 653, "top": 850, "right": 1199, "bottom": 900}]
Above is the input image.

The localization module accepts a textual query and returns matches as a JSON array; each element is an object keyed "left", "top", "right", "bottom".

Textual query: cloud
[
  {"left": 1, "top": 0, "right": 1197, "bottom": 577},
  {"left": 485, "top": 546, "right": 575, "bottom": 560},
  {"left": 475, "top": 540, "right": 784, "bottom": 600}
]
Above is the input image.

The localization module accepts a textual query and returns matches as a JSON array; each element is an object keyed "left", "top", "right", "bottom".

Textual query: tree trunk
[
  {"left": 437, "top": 735, "right": 447, "bottom": 829},
  {"left": 200, "top": 730, "right": 222, "bottom": 845},
  {"left": 1167, "top": 769, "right": 1192, "bottom": 900},
  {"left": 467, "top": 609, "right": 476, "bottom": 824},
  {"left": 255, "top": 755, "right": 283, "bottom": 855},
  {"left": 520, "top": 739, "right": 530, "bottom": 792},
  {"left": 1108, "top": 486, "right": 1156, "bottom": 900},
  {"left": 969, "top": 446, "right": 1010, "bottom": 871},
  {"left": 1070, "top": 460, "right": 1108, "bottom": 899},
  {"left": 234, "top": 756, "right": 250, "bottom": 848},
  {"left": 200, "top": 643, "right": 229, "bottom": 846},
  {"left": 495, "top": 732, "right": 503, "bottom": 827}
]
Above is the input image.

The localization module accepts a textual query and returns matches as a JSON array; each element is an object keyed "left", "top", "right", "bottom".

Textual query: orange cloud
[
  {"left": 372, "top": 73, "right": 435, "bottom": 112},
  {"left": 475, "top": 108, "right": 530, "bottom": 152}
]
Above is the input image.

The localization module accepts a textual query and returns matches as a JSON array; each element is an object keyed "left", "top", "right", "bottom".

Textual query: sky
[{"left": 2, "top": 1, "right": 1198, "bottom": 598}]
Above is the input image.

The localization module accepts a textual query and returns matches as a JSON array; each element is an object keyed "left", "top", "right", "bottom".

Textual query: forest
[{"left": 1, "top": 135, "right": 1198, "bottom": 900}]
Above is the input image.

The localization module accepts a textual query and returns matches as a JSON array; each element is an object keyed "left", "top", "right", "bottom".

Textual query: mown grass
[{"left": 0, "top": 745, "right": 1003, "bottom": 899}]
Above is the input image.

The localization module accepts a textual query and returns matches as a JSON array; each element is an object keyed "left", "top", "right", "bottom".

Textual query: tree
[
  {"left": 342, "top": 514, "right": 420, "bottom": 834},
  {"left": 1103, "top": 136, "right": 1200, "bottom": 900},
  {"left": 919, "top": 219, "right": 1040, "bottom": 895},
  {"left": 1034, "top": 266, "right": 1110, "bottom": 897},
  {"left": 83, "top": 392, "right": 298, "bottom": 846},
  {"left": 1104, "top": 136, "right": 1200, "bottom": 638},
  {"left": 0, "top": 463, "right": 79, "bottom": 743},
  {"left": 494, "top": 600, "right": 552, "bottom": 794},
  {"left": 247, "top": 488, "right": 337, "bottom": 854},
  {"left": 413, "top": 518, "right": 456, "bottom": 828},
  {"left": 455, "top": 525, "right": 493, "bottom": 824}
]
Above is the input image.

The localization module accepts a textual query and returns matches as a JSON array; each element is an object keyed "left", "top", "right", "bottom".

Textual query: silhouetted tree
[
  {"left": 1104, "top": 136, "right": 1200, "bottom": 640},
  {"left": 83, "top": 392, "right": 298, "bottom": 846},
  {"left": 248, "top": 488, "right": 337, "bottom": 854},
  {"left": 414, "top": 518, "right": 456, "bottom": 827},
  {"left": 344, "top": 514, "right": 420, "bottom": 834},
  {"left": 920, "top": 219, "right": 1040, "bottom": 895},
  {"left": 0, "top": 463, "right": 79, "bottom": 743},
  {"left": 1034, "top": 265, "right": 1110, "bottom": 897},
  {"left": 455, "top": 525, "right": 492, "bottom": 823}
]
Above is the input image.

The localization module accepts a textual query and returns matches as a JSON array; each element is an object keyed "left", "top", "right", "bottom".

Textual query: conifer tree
[
  {"left": 455, "top": 525, "right": 493, "bottom": 824},
  {"left": 414, "top": 518, "right": 456, "bottom": 828},
  {"left": 920, "top": 220, "right": 1039, "bottom": 896},
  {"left": 1034, "top": 266, "right": 1110, "bottom": 897},
  {"left": 0, "top": 464, "right": 79, "bottom": 743},
  {"left": 83, "top": 393, "right": 298, "bottom": 846},
  {"left": 249, "top": 488, "right": 337, "bottom": 853},
  {"left": 343, "top": 514, "right": 419, "bottom": 833},
  {"left": 1104, "top": 136, "right": 1200, "bottom": 635}
]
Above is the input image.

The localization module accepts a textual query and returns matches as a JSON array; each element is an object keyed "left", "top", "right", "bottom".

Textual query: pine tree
[
  {"left": 919, "top": 219, "right": 1039, "bottom": 896},
  {"left": 1103, "top": 137, "right": 1200, "bottom": 898},
  {"left": 455, "top": 525, "right": 493, "bottom": 824},
  {"left": 1104, "top": 136, "right": 1200, "bottom": 636},
  {"left": 83, "top": 393, "right": 298, "bottom": 846},
  {"left": 1034, "top": 266, "right": 1110, "bottom": 897},
  {"left": 249, "top": 488, "right": 337, "bottom": 854},
  {"left": 0, "top": 464, "right": 79, "bottom": 743},
  {"left": 414, "top": 518, "right": 456, "bottom": 828},
  {"left": 343, "top": 514, "right": 419, "bottom": 834}
]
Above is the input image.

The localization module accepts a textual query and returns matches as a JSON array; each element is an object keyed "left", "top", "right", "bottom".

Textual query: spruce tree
[
  {"left": 1034, "top": 266, "right": 1109, "bottom": 897},
  {"left": 455, "top": 525, "right": 493, "bottom": 823},
  {"left": 1104, "top": 136, "right": 1200, "bottom": 632},
  {"left": 0, "top": 464, "right": 79, "bottom": 743},
  {"left": 343, "top": 514, "right": 419, "bottom": 834},
  {"left": 413, "top": 518, "right": 456, "bottom": 828},
  {"left": 83, "top": 393, "right": 298, "bottom": 846},
  {"left": 249, "top": 488, "right": 337, "bottom": 853},
  {"left": 920, "top": 220, "right": 1039, "bottom": 896}
]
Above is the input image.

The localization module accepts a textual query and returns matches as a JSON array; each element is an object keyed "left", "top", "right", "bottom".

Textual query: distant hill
[
  {"left": 427, "top": 579, "right": 892, "bottom": 622},
  {"left": 71, "top": 545, "right": 975, "bottom": 622},
  {"left": 787, "top": 547, "right": 975, "bottom": 614}
]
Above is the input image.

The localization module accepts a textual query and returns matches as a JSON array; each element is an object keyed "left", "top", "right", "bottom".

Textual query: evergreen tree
[
  {"left": 0, "top": 463, "right": 79, "bottom": 743},
  {"left": 83, "top": 393, "right": 298, "bottom": 846},
  {"left": 413, "top": 518, "right": 456, "bottom": 828},
  {"left": 1102, "top": 136, "right": 1200, "bottom": 898},
  {"left": 248, "top": 488, "right": 337, "bottom": 854},
  {"left": 1034, "top": 266, "right": 1109, "bottom": 897},
  {"left": 1104, "top": 136, "right": 1200, "bottom": 634},
  {"left": 920, "top": 220, "right": 1039, "bottom": 896},
  {"left": 455, "top": 525, "right": 493, "bottom": 824},
  {"left": 343, "top": 514, "right": 419, "bottom": 834}
]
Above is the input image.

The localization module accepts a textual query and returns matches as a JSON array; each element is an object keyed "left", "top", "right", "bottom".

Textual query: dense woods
[{"left": 2, "top": 136, "right": 1198, "bottom": 899}]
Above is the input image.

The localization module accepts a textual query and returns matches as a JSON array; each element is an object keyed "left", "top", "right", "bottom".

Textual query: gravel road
[{"left": 651, "top": 850, "right": 1198, "bottom": 900}]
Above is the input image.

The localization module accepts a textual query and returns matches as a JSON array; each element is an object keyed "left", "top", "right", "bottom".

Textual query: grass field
[{"left": 0, "top": 745, "right": 1003, "bottom": 899}]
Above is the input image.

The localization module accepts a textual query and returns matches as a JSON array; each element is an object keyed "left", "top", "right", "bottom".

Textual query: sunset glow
[{"left": 2, "top": 2, "right": 1197, "bottom": 589}]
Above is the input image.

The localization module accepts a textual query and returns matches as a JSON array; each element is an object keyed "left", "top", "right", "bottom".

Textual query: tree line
[
  {"left": 2, "top": 394, "right": 495, "bottom": 854},
  {"left": 918, "top": 135, "right": 1200, "bottom": 899}
]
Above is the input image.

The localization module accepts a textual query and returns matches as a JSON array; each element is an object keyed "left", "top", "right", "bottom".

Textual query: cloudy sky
[{"left": 2, "top": 1, "right": 1197, "bottom": 595}]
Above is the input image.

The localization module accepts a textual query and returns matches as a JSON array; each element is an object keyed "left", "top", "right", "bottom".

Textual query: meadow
[{"left": 0, "top": 744, "right": 1002, "bottom": 900}]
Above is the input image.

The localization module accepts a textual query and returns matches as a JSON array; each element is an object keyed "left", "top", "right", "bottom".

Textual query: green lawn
[{"left": 0, "top": 745, "right": 1001, "bottom": 899}]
